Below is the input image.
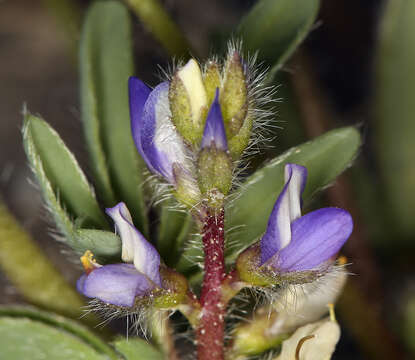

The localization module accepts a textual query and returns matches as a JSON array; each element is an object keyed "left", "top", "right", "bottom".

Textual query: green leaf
[
  {"left": 238, "top": 0, "right": 320, "bottom": 79},
  {"left": 0, "top": 203, "right": 87, "bottom": 319},
  {"left": 374, "top": 0, "right": 415, "bottom": 238},
  {"left": 80, "top": 1, "right": 148, "bottom": 235},
  {"left": 0, "top": 306, "right": 118, "bottom": 360},
  {"left": 179, "top": 127, "right": 361, "bottom": 275},
  {"left": 23, "top": 114, "right": 108, "bottom": 231},
  {"left": 157, "top": 199, "right": 193, "bottom": 267},
  {"left": 75, "top": 229, "right": 121, "bottom": 262},
  {"left": 113, "top": 338, "right": 164, "bottom": 360}
]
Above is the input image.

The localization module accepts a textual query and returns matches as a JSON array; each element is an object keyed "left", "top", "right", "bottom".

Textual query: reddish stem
[{"left": 196, "top": 208, "right": 226, "bottom": 360}]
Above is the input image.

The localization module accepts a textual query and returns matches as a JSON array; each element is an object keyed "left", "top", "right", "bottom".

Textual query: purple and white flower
[
  {"left": 77, "top": 202, "right": 161, "bottom": 307},
  {"left": 129, "top": 78, "right": 192, "bottom": 185},
  {"left": 260, "top": 163, "right": 353, "bottom": 273}
]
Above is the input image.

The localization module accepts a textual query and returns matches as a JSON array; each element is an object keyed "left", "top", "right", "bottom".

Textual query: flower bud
[
  {"left": 203, "top": 60, "right": 221, "bottom": 106},
  {"left": 169, "top": 59, "right": 208, "bottom": 145},
  {"left": 197, "top": 90, "right": 233, "bottom": 207},
  {"left": 220, "top": 51, "right": 248, "bottom": 137},
  {"left": 173, "top": 164, "right": 201, "bottom": 207},
  {"left": 152, "top": 267, "right": 188, "bottom": 309}
]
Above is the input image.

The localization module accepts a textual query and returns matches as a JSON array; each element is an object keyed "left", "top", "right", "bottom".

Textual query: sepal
[{"left": 236, "top": 244, "right": 331, "bottom": 287}]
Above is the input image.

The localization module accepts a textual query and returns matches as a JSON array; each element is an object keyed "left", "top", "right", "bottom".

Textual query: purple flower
[
  {"left": 201, "top": 89, "right": 228, "bottom": 151},
  {"left": 77, "top": 202, "right": 161, "bottom": 307},
  {"left": 260, "top": 164, "right": 353, "bottom": 273},
  {"left": 129, "top": 77, "right": 192, "bottom": 185}
]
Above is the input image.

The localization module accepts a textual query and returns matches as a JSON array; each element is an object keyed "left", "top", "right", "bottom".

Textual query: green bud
[
  {"left": 220, "top": 51, "right": 248, "bottom": 137},
  {"left": 232, "top": 311, "right": 287, "bottom": 356},
  {"left": 235, "top": 245, "right": 274, "bottom": 287},
  {"left": 169, "top": 59, "right": 208, "bottom": 144},
  {"left": 203, "top": 61, "right": 222, "bottom": 106},
  {"left": 197, "top": 148, "right": 233, "bottom": 207},
  {"left": 152, "top": 267, "right": 188, "bottom": 309},
  {"left": 172, "top": 164, "right": 201, "bottom": 208},
  {"left": 228, "top": 114, "right": 253, "bottom": 160}
]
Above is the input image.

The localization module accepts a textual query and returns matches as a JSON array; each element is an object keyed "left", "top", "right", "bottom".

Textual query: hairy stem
[{"left": 197, "top": 208, "right": 226, "bottom": 360}]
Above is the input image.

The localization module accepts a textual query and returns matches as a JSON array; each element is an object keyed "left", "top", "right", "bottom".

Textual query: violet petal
[
  {"left": 274, "top": 208, "right": 353, "bottom": 272},
  {"left": 129, "top": 77, "right": 151, "bottom": 162},
  {"left": 81, "top": 264, "right": 152, "bottom": 307},
  {"left": 106, "top": 202, "right": 161, "bottom": 287},
  {"left": 260, "top": 164, "right": 307, "bottom": 264},
  {"left": 140, "top": 81, "right": 190, "bottom": 183},
  {"left": 201, "top": 89, "right": 228, "bottom": 151},
  {"left": 76, "top": 274, "right": 87, "bottom": 293}
]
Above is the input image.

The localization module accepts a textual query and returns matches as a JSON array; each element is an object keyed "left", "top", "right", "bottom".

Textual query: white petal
[
  {"left": 269, "top": 268, "right": 347, "bottom": 335},
  {"left": 285, "top": 163, "right": 307, "bottom": 223},
  {"left": 106, "top": 203, "right": 135, "bottom": 262},
  {"left": 177, "top": 59, "right": 207, "bottom": 125},
  {"left": 277, "top": 318, "right": 340, "bottom": 360}
]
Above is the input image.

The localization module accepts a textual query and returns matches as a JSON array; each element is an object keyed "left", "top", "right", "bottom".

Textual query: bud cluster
[{"left": 129, "top": 49, "right": 259, "bottom": 208}]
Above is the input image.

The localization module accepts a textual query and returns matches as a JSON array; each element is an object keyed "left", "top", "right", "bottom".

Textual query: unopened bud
[
  {"left": 173, "top": 164, "right": 201, "bottom": 207},
  {"left": 169, "top": 59, "right": 208, "bottom": 144},
  {"left": 153, "top": 267, "right": 188, "bottom": 309},
  {"left": 220, "top": 51, "right": 248, "bottom": 137},
  {"left": 197, "top": 90, "right": 233, "bottom": 206},
  {"left": 203, "top": 61, "right": 221, "bottom": 106}
]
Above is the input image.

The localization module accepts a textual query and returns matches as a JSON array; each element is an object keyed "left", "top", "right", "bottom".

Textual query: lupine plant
[{"left": 0, "top": 0, "right": 373, "bottom": 359}]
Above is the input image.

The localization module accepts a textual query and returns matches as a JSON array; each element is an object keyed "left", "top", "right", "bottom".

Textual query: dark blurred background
[{"left": 1, "top": 0, "right": 413, "bottom": 359}]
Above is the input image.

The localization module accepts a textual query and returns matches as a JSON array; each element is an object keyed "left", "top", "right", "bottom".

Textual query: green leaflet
[
  {"left": 113, "top": 338, "right": 163, "bottom": 360},
  {"left": 374, "top": 0, "right": 415, "bottom": 238},
  {"left": 80, "top": 1, "right": 148, "bottom": 236},
  {"left": 22, "top": 114, "right": 121, "bottom": 260},
  {"left": 0, "top": 203, "right": 86, "bottom": 319},
  {"left": 0, "top": 306, "right": 118, "bottom": 360},
  {"left": 23, "top": 114, "right": 107, "bottom": 231},
  {"left": 238, "top": 0, "right": 320, "bottom": 80},
  {"left": 75, "top": 229, "right": 121, "bottom": 262},
  {"left": 179, "top": 127, "right": 361, "bottom": 275}
]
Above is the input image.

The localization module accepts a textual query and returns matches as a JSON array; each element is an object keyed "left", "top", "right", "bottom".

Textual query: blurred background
[{"left": 1, "top": 0, "right": 414, "bottom": 359}]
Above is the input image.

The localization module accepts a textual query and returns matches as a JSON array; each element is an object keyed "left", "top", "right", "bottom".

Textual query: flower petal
[
  {"left": 106, "top": 202, "right": 161, "bottom": 286},
  {"left": 140, "top": 81, "right": 191, "bottom": 183},
  {"left": 76, "top": 274, "right": 87, "bottom": 293},
  {"left": 129, "top": 76, "right": 152, "bottom": 163},
  {"left": 80, "top": 264, "right": 152, "bottom": 307},
  {"left": 260, "top": 164, "right": 307, "bottom": 264},
  {"left": 201, "top": 89, "right": 228, "bottom": 151},
  {"left": 277, "top": 317, "right": 340, "bottom": 360},
  {"left": 274, "top": 208, "right": 353, "bottom": 272},
  {"left": 177, "top": 59, "right": 207, "bottom": 124}
]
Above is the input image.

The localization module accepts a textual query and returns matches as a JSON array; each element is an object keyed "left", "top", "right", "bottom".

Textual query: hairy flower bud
[
  {"left": 197, "top": 90, "right": 233, "bottom": 207},
  {"left": 220, "top": 51, "right": 248, "bottom": 137},
  {"left": 203, "top": 60, "right": 221, "bottom": 106},
  {"left": 169, "top": 59, "right": 208, "bottom": 144}
]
